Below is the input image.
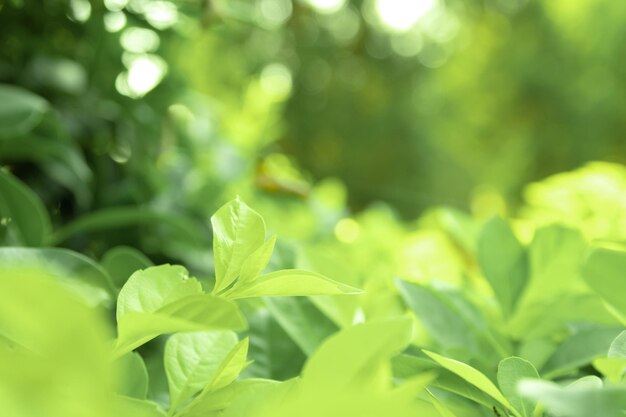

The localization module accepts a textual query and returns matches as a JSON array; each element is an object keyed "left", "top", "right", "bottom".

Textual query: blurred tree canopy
[{"left": 1, "top": 0, "right": 625, "bottom": 223}]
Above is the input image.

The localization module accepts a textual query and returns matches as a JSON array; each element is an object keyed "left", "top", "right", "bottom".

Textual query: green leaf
[
  {"left": 180, "top": 379, "right": 279, "bottom": 417},
  {"left": 224, "top": 269, "right": 363, "bottom": 299},
  {"left": 431, "top": 372, "right": 497, "bottom": 409},
  {"left": 114, "top": 294, "right": 246, "bottom": 358},
  {"left": 117, "top": 352, "right": 149, "bottom": 399},
  {"left": 0, "top": 84, "right": 48, "bottom": 136},
  {"left": 583, "top": 247, "right": 626, "bottom": 324},
  {"left": 518, "top": 379, "right": 626, "bottom": 417},
  {"left": 426, "top": 390, "right": 458, "bottom": 417},
  {"left": 238, "top": 235, "right": 276, "bottom": 285},
  {"left": 541, "top": 327, "right": 623, "bottom": 377},
  {"left": 209, "top": 337, "right": 250, "bottom": 391},
  {"left": 116, "top": 265, "right": 203, "bottom": 320},
  {"left": 218, "top": 379, "right": 295, "bottom": 417},
  {"left": 102, "top": 246, "right": 153, "bottom": 290},
  {"left": 265, "top": 296, "right": 339, "bottom": 355},
  {"left": 302, "top": 318, "right": 413, "bottom": 391},
  {"left": 0, "top": 168, "right": 51, "bottom": 246},
  {"left": 116, "top": 397, "right": 168, "bottom": 417},
  {"left": 497, "top": 357, "right": 539, "bottom": 417},
  {"left": 176, "top": 338, "right": 251, "bottom": 417},
  {"left": 0, "top": 247, "right": 114, "bottom": 307},
  {"left": 114, "top": 265, "right": 245, "bottom": 357},
  {"left": 423, "top": 350, "right": 519, "bottom": 417},
  {"left": 165, "top": 331, "right": 238, "bottom": 412},
  {"left": 477, "top": 217, "right": 528, "bottom": 317},
  {"left": 211, "top": 198, "right": 266, "bottom": 294}
]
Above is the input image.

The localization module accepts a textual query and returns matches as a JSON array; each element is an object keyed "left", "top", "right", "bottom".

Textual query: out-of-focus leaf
[
  {"left": 508, "top": 226, "right": 587, "bottom": 337},
  {"left": 116, "top": 397, "right": 167, "bottom": 417},
  {"left": 0, "top": 135, "right": 92, "bottom": 206},
  {"left": 519, "top": 379, "right": 626, "bottom": 417},
  {"left": 265, "top": 296, "right": 339, "bottom": 355},
  {"left": 117, "top": 352, "right": 149, "bottom": 399},
  {"left": 423, "top": 350, "right": 518, "bottom": 417},
  {"left": 0, "top": 247, "right": 114, "bottom": 307},
  {"left": 102, "top": 246, "right": 154, "bottom": 289},
  {"left": 0, "top": 168, "right": 51, "bottom": 246},
  {"left": 52, "top": 207, "right": 207, "bottom": 246},
  {"left": 0, "top": 84, "right": 48, "bottom": 136},
  {"left": 497, "top": 357, "right": 539, "bottom": 417},
  {"left": 244, "top": 308, "right": 307, "bottom": 380},
  {"left": 477, "top": 217, "right": 527, "bottom": 317},
  {"left": 541, "top": 327, "right": 623, "bottom": 377},
  {"left": 609, "top": 331, "right": 626, "bottom": 358},
  {"left": 0, "top": 272, "right": 115, "bottom": 417},
  {"left": 396, "top": 279, "right": 505, "bottom": 360},
  {"left": 302, "top": 318, "right": 413, "bottom": 391},
  {"left": 582, "top": 247, "right": 626, "bottom": 324}
]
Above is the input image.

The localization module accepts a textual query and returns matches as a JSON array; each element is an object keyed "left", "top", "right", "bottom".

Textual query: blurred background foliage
[{"left": 1, "top": 0, "right": 625, "bottom": 264}]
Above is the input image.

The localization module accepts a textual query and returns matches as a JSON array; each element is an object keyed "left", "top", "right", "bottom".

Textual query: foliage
[
  {"left": 1, "top": 1, "right": 626, "bottom": 416},
  {"left": 2, "top": 164, "right": 626, "bottom": 416}
]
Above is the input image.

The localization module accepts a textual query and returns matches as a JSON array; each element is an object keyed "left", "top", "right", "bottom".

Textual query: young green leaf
[
  {"left": 211, "top": 198, "right": 266, "bottom": 294},
  {"left": 165, "top": 331, "right": 238, "bottom": 412},
  {"left": 423, "top": 350, "right": 519, "bottom": 417},
  {"left": 117, "top": 265, "right": 203, "bottom": 320},
  {"left": 477, "top": 217, "right": 528, "bottom": 317},
  {"left": 224, "top": 269, "right": 363, "bottom": 299},
  {"left": 114, "top": 265, "right": 245, "bottom": 356},
  {"left": 582, "top": 247, "right": 626, "bottom": 324},
  {"left": 497, "top": 357, "right": 539, "bottom": 417},
  {"left": 208, "top": 337, "right": 250, "bottom": 391},
  {"left": 114, "top": 294, "right": 246, "bottom": 358},
  {"left": 177, "top": 338, "right": 251, "bottom": 417},
  {"left": 0, "top": 168, "right": 52, "bottom": 246},
  {"left": 238, "top": 235, "right": 276, "bottom": 285}
]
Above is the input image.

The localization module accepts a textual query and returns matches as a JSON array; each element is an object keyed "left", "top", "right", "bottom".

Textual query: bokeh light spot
[{"left": 335, "top": 218, "right": 361, "bottom": 243}]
